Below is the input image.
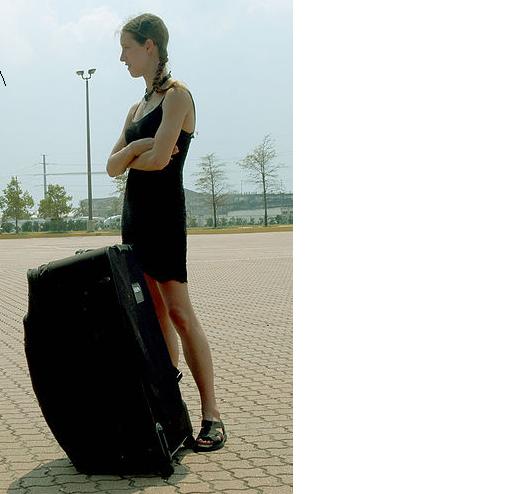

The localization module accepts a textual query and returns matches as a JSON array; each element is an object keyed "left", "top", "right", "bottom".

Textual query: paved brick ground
[{"left": 0, "top": 232, "right": 292, "bottom": 494}]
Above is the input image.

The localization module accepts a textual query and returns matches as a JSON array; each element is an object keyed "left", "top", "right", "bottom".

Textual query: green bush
[
  {"left": 275, "top": 213, "right": 293, "bottom": 225},
  {"left": 40, "top": 219, "right": 67, "bottom": 232},
  {"left": 21, "top": 221, "right": 34, "bottom": 232},
  {"left": 1, "top": 222, "right": 15, "bottom": 233},
  {"left": 227, "top": 217, "right": 249, "bottom": 226},
  {"left": 70, "top": 219, "right": 87, "bottom": 231}
]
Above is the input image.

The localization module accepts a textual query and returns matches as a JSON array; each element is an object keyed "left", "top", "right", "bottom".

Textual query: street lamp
[{"left": 76, "top": 68, "right": 96, "bottom": 232}]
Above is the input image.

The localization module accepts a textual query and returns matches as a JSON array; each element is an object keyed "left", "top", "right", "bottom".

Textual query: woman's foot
[{"left": 194, "top": 419, "right": 227, "bottom": 452}]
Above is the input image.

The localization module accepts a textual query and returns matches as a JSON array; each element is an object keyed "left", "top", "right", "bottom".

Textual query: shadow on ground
[{"left": 7, "top": 448, "right": 194, "bottom": 493}]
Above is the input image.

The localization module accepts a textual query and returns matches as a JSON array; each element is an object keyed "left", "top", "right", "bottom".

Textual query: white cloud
[
  {"left": 243, "top": 0, "right": 292, "bottom": 15},
  {"left": 0, "top": 3, "right": 123, "bottom": 67},
  {"left": 48, "top": 6, "right": 122, "bottom": 48},
  {"left": 0, "top": 0, "right": 36, "bottom": 65}
]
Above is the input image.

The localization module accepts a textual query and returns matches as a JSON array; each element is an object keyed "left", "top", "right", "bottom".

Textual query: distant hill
[
  {"left": 76, "top": 196, "right": 121, "bottom": 219},
  {"left": 79, "top": 189, "right": 293, "bottom": 219}
]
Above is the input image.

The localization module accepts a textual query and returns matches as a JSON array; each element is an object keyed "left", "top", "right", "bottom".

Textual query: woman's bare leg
[
  {"left": 157, "top": 280, "right": 221, "bottom": 434},
  {"left": 144, "top": 273, "right": 180, "bottom": 367}
]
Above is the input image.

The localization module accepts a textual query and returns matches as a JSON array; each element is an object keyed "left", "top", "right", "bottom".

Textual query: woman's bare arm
[
  {"left": 127, "top": 87, "right": 189, "bottom": 172},
  {"left": 106, "top": 103, "right": 152, "bottom": 177},
  {"left": 107, "top": 138, "right": 155, "bottom": 177}
]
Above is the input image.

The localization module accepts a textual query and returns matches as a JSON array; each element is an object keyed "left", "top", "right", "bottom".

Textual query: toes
[{"left": 197, "top": 438, "right": 213, "bottom": 445}]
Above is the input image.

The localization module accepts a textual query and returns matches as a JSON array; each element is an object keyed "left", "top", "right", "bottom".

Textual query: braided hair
[
  {"left": 122, "top": 13, "right": 171, "bottom": 94},
  {"left": 153, "top": 57, "right": 169, "bottom": 94}
]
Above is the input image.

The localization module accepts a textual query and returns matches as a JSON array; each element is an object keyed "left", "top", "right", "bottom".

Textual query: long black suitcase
[{"left": 23, "top": 245, "right": 194, "bottom": 477}]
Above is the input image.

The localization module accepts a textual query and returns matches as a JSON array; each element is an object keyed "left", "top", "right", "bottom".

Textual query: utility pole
[
  {"left": 42, "top": 154, "right": 47, "bottom": 199},
  {"left": 14, "top": 175, "right": 19, "bottom": 233}
]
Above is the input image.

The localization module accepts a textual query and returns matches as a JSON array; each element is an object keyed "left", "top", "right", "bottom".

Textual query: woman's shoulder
[
  {"left": 161, "top": 80, "right": 195, "bottom": 132},
  {"left": 163, "top": 79, "right": 190, "bottom": 95},
  {"left": 162, "top": 80, "right": 193, "bottom": 108}
]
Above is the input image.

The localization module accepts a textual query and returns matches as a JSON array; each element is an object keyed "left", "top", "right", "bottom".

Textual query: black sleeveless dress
[{"left": 121, "top": 88, "right": 195, "bottom": 283}]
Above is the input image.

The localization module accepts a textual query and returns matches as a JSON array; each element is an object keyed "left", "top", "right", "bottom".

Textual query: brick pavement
[{"left": 0, "top": 232, "right": 292, "bottom": 494}]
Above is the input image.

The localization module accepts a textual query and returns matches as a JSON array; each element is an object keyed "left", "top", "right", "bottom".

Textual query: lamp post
[{"left": 76, "top": 68, "right": 96, "bottom": 232}]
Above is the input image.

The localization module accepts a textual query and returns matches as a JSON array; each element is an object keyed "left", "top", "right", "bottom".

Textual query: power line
[
  {"left": 44, "top": 163, "right": 106, "bottom": 167},
  {"left": 27, "top": 172, "right": 108, "bottom": 176}
]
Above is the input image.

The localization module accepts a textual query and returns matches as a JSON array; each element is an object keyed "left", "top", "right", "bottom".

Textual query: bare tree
[
  {"left": 194, "top": 153, "right": 229, "bottom": 228},
  {"left": 239, "top": 134, "right": 281, "bottom": 226},
  {"left": 113, "top": 173, "right": 127, "bottom": 197}
]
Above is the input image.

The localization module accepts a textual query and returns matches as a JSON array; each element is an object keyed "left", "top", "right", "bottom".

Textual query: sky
[{"left": 0, "top": 0, "right": 292, "bottom": 207}]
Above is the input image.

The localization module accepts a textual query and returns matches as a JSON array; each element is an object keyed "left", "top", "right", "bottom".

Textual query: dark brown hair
[{"left": 122, "top": 13, "right": 170, "bottom": 93}]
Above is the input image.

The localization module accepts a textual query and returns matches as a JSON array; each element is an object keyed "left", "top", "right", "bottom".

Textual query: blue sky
[{"left": 0, "top": 0, "right": 292, "bottom": 206}]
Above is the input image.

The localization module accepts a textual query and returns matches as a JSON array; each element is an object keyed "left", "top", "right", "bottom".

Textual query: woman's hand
[
  {"left": 129, "top": 138, "right": 179, "bottom": 158},
  {"left": 129, "top": 137, "right": 155, "bottom": 156}
]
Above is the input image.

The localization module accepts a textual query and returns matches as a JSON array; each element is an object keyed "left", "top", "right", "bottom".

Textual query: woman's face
[{"left": 120, "top": 32, "right": 150, "bottom": 78}]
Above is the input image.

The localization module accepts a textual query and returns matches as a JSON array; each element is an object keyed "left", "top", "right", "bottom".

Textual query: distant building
[{"left": 76, "top": 191, "right": 293, "bottom": 228}]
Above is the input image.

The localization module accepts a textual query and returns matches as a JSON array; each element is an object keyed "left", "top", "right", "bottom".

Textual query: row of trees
[
  {"left": 0, "top": 134, "right": 287, "bottom": 232},
  {"left": 0, "top": 179, "right": 72, "bottom": 233},
  {"left": 196, "top": 134, "right": 282, "bottom": 228}
]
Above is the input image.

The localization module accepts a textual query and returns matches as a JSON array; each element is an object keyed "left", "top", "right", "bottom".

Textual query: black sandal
[{"left": 194, "top": 419, "right": 227, "bottom": 452}]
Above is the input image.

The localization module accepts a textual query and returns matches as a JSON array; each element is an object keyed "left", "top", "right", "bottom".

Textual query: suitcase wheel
[{"left": 161, "top": 462, "right": 174, "bottom": 478}]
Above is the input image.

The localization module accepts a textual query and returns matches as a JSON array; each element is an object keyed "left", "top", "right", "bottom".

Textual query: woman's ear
[{"left": 145, "top": 38, "right": 156, "bottom": 54}]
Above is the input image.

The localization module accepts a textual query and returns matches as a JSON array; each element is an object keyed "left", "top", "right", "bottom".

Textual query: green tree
[
  {"left": 239, "top": 134, "right": 281, "bottom": 226},
  {"left": 38, "top": 184, "right": 73, "bottom": 220},
  {"left": 194, "top": 153, "right": 229, "bottom": 228},
  {"left": 0, "top": 176, "right": 34, "bottom": 233}
]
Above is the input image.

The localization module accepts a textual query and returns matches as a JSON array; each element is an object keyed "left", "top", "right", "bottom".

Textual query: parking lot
[{"left": 0, "top": 231, "right": 292, "bottom": 493}]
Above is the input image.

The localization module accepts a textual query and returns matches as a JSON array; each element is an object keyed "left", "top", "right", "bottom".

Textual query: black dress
[{"left": 121, "top": 88, "right": 196, "bottom": 283}]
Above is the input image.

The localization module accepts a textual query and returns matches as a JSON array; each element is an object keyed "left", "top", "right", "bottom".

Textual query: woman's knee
[
  {"left": 167, "top": 303, "right": 193, "bottom": 334},
  {"left": 157, "top": 280, "right": 197, "bottom": 335}
]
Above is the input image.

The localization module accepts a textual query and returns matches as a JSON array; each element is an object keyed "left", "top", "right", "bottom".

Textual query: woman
[{"left": 107, "top": 13, "right": 226, "bottom": 453}]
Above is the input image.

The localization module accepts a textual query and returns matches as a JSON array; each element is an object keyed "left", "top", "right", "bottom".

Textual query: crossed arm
[{"left": 106, "top": 87, "right": 189, "bottom": 177}]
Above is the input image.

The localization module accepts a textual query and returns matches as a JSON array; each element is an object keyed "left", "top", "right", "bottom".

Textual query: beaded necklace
[{"left": 144, "top": 71, "right": 172, "bottom": 101}]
